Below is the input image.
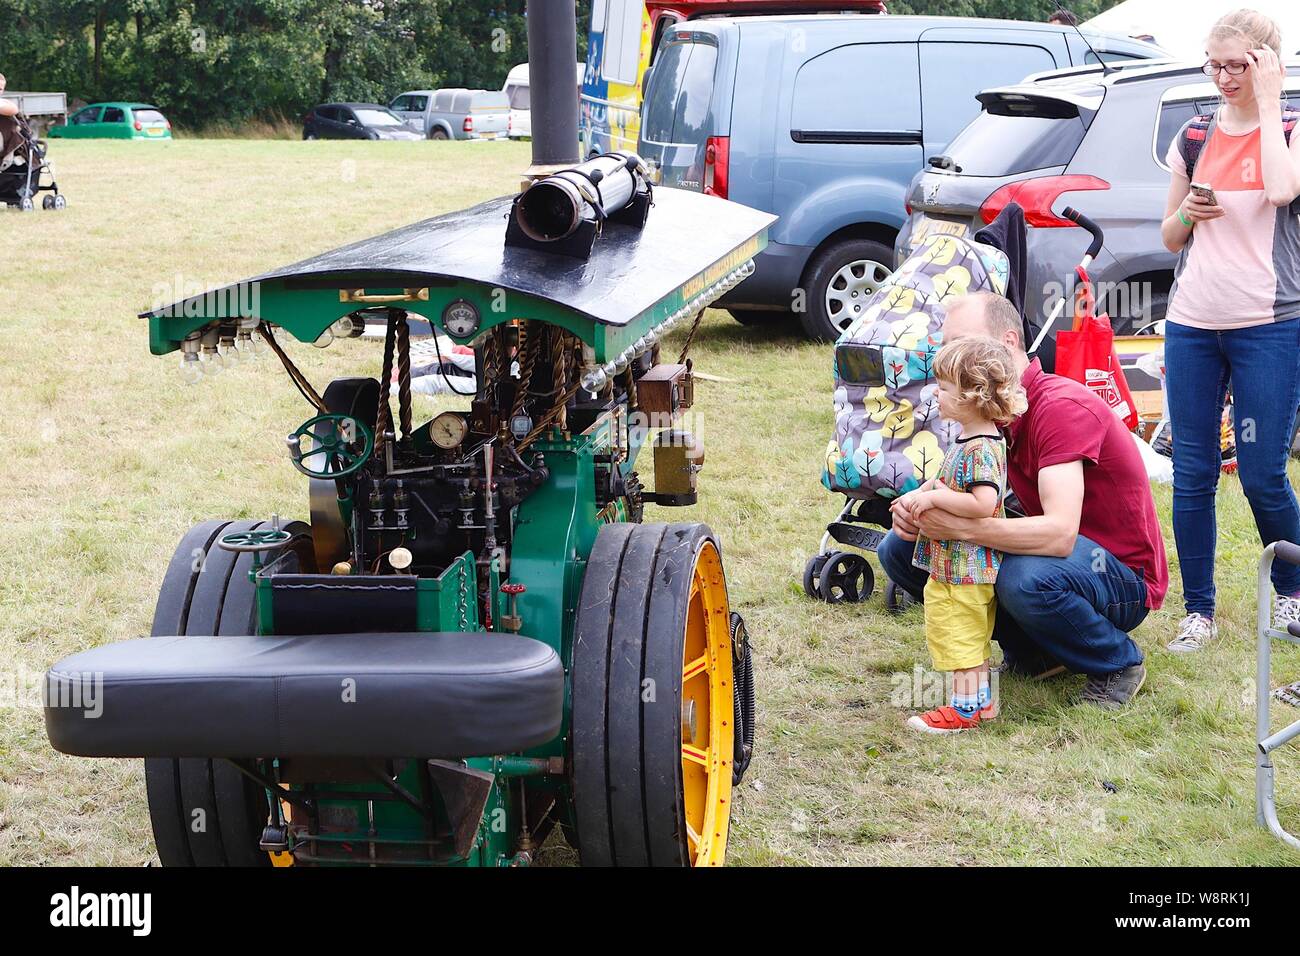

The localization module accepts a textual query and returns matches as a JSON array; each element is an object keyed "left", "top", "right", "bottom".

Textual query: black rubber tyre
[
  {"left": 145, "top": 518, "right": 309, "bottom": 867},
  {"left": 1110, "top": 289, "right": 1168, "bottom": 336},
  {"left": 571, "top": 522, "right": 736, "bottom": 867},
  {"left": 803, "top": 553, "right": 828, "bottom": 599},
  {"left": 42, "top": 194, "right": 56, "bottom": 210},
  {"left": 430, "top": 127, "right": 449, "bottom": 140},
  {"left": 816, "top": 551, "right": 874, "bottom": 604},
  {"left": 799, "top": 238, "right": 895, "bottom": 341}
]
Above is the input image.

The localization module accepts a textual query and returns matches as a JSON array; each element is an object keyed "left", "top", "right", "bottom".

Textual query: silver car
[
  {"left": 390, "top": 88, "right": 510, "bottom": 140},
  {"left": 898, "top": 59, "right": 1300, "bottom": 362}
]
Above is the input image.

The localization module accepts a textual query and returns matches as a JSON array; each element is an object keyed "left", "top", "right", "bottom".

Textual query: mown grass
[{"left": 1, "top": 138, "right": 1297, "bottom": 866}]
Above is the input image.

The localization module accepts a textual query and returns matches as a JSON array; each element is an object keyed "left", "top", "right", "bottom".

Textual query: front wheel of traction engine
[
  {"left": 571, "top": 523, "right": 739, "bottom": 866},
  {"left": 144, "top": 518, "right": 312, "bottom": 867}
]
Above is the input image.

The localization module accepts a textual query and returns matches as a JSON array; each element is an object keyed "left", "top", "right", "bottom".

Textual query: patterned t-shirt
[{"left": 911, "top": 433, "right": 1008, "bottom": 585}]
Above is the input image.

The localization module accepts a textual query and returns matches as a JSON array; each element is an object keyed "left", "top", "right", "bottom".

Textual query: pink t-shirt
[{"left": 1165, "top": 113, "right": 1300, "bottom": 329}]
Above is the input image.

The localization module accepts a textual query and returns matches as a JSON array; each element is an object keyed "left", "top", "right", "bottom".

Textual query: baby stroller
[
  {"left": 0, "top": 112, "right": 64, "bottom": 211},
  {"left": 804, "top": 203, "right": 1098, "bottom": 609}
]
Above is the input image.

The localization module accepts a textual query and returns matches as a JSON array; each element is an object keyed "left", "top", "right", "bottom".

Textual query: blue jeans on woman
[
  {"left": 1164, "top": 318, "right": 1300, "bottom": 615},
  {"left": 877, "top": 530, "right": 1146, "bottom": 677}
]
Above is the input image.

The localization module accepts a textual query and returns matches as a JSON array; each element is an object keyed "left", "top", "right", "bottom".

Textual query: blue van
[{"left": 637, "top": 14, "right": 1164, "bottom": 338}]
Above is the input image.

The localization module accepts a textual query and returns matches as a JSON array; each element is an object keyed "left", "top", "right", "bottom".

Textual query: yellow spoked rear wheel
[
  {"left": 680, "top": 541, "right": 733, "bottom": 866},
  {"left": 571, "top": 522, "right": 737, "bottom": 866}
]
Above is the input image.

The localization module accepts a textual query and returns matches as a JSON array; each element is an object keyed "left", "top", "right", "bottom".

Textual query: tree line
[{"left": 0, "top": 0, "right": 1117, "bottom": 128}]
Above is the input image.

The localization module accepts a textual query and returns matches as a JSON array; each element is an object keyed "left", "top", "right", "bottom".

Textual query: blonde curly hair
[
  {"left": 1208, "top": 9, "right": 1282, "bottom": 58},
  {"left": 933, "top": 337, "right": 1027, "bottom": 425}
]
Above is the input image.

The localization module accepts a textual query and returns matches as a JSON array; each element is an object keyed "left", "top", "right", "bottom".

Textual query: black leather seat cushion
[{"left": 45, "top": 632, "right": 563, "bottom": 759}]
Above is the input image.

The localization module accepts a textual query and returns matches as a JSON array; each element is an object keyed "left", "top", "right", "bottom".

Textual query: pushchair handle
[
  {"left": 1274, "top": 540, "right": 1300, "bottom": 567},
  {"left": 1060, "top": 206, "right": 1104, "bottom": 261}
]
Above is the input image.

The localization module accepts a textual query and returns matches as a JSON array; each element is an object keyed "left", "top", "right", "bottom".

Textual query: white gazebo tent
[{"left": 1085, "top": 0, "right": 1300, "bottom": 62}]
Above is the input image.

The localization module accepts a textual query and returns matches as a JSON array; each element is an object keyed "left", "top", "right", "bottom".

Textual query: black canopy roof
[{"left": 143, "top": 186, "right": 776, "bottom": 329}]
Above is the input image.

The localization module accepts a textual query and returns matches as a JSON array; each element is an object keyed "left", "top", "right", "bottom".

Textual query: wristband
[{"left": 1177, "top": 209, "right": 1193, "bottom": 227}]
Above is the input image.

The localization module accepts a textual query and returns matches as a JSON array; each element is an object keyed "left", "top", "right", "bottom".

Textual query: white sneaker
[
  {"left": 1273, "top": 593, "right": 1300, "bottom": 631},
  {"left": 1167, "top": 613, "right": 1217, "bottom": 653}
]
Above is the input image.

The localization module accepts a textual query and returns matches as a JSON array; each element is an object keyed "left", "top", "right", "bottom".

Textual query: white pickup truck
[{"left": 4, "top": 91, "right": 68, "bottom": 136}]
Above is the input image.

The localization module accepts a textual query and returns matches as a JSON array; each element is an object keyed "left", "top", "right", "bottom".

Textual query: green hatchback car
[{"left": 49, "top": 102, "right": 172, "bottom": 140}]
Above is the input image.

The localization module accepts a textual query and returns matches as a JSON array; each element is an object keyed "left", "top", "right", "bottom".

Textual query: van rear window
[
  {"left": 943, "top": 107, "right": 1088, "bottom": 177},
  {"left": 641, "top": 35, "right": 718, "bottom": 148}
]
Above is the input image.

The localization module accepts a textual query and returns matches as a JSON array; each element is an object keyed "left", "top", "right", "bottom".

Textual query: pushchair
[
  {"left": 803, "top": 203, "right": 1104, "bottom": 609},
  {"left": 0, "top": 112, "right": 64, "bottom": 211}
]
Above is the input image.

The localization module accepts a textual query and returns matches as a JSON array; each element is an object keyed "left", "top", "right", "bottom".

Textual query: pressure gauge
[
  {"left": 430, "top": 411, "right": 469, "bottom": 450},
  {"left": 442, "top": 299, "right": 480, "bottom": 339}
]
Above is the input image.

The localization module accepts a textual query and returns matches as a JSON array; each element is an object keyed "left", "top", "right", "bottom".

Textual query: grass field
[{"left": 2, "top": 139, "right": 1298, "bottom": 866}]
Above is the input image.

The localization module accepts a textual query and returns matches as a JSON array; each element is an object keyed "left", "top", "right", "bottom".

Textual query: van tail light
[
  {"left": 905, "top": 200, "right": 912, "bottom": 215},
  {"left": 165, "top": 120, "right": 172, "bottom": 130},
  {"left": 703, "top": 136, "right": 729, "bottom": 199},
  {"left": 979, "top": 175, "right": 1109, "bottom": 227},
  {"left": 463, "top": 116, "right": 473, "bottom": 133},
  {"left": 134, "top": 121, "right": 143, "bottom": 131}
]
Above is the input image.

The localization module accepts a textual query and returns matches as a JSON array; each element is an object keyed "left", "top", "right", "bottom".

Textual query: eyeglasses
[{"left": 1202, "top": 60, "right": 1249, "bottom": 76}]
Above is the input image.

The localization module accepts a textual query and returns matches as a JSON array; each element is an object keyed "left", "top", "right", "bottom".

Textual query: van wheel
[{"left": 801, "top": 239, "right": 894, "bottom": 341}]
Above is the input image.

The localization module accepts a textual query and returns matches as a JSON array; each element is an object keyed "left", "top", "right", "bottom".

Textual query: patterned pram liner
[{"left": 821, "top": 231, "right": 1010, "bottom": 500}]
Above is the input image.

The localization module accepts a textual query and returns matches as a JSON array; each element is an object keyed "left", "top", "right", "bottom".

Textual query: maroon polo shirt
[{"left": 1003, "top": 359, "right": 1168, "bottom": 610}]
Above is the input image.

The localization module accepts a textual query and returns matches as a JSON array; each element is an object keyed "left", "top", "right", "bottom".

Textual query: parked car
[
  {"left": 898, "top": 60, "right": 1300, "bottom": 362},
  {"left": 302, "top": 103, "right": 423, "bottom": 141},
  {"left": 390, "top": 89, "right": 509, "bottom": 140},
  {"left": 504, "top": 62, "right": 584, "bottom": 140},
  {"left": 49, "top": 102, "right": 171, "bottom": 140},
  {"left": 637, "top": 13, "right": 1165, "bottom": 339}
]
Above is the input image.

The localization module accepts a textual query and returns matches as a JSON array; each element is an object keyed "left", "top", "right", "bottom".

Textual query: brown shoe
[{"left": 1080, "top": 663, "right": 1146, "bottom": 711}]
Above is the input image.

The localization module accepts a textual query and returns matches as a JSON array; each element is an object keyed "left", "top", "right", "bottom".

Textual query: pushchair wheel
[
  {"left": 816, "top": 551, "right": 873, "bottom": 604},
  {"left": 18, "top": 196, "right": 33, "bottom": 212},
  {"left": 42, "top": 194, "right": 55, "bottom": 210},
  {"left": 52, "top": 195, "right": 66, "bottom": 210},
  {"left": 884, "top": 578, "right": 917, "bottom": 614},
  {"left": 802, "top": 553, "right": 828, "bottom": 599}
]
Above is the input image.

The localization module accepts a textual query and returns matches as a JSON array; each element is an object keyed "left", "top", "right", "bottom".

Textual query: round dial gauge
[
  {"left": 429, "top": 411, "right": 468, "bottom": 450},
  {"left": 442, "top": 299, "right": 480, "bottom": 338}
]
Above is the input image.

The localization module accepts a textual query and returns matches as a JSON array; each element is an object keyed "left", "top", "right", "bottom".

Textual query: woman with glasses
[{"left": 1160, "top": 8, "right": 1300, "bottom": 653}]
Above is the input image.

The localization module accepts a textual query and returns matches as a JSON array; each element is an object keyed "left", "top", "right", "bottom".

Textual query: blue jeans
[
  {"left": 878, "top": 531, "right": 1146, "bottom": 676},
  {"left": 1164, "top": 319, "right": 1300, "bottom": 615}
]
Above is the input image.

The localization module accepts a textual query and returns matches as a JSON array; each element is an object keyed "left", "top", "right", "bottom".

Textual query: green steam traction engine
[{"left": 43, "top": 25, "right": 772, "bottom": 862}]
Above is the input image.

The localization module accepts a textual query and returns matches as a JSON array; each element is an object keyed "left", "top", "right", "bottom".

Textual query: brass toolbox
[{"left": 637, "top": 362, "right": 693, "bottom": 417}]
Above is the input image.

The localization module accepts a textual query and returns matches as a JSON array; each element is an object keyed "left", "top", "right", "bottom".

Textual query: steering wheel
[
  {"left": 287, "top": 413, "right": 374, "bottom": 480},
  {"left": 218, "top": 528, "right": 294, "bottom": 553}
]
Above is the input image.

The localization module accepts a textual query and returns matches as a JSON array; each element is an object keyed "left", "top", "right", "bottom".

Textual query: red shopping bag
[{"left": 1055, "top": 273, "right": 1139, "bottom": 431}]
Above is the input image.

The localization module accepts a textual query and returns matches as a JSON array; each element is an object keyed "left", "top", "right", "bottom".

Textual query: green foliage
[{"left": 0, "top": 0, "right": 594, "bottom": 128}]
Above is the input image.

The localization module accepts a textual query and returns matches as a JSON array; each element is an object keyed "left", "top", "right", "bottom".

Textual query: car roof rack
[{"left": 1023, "top": 58, "right": 1182, "bottom": 85}]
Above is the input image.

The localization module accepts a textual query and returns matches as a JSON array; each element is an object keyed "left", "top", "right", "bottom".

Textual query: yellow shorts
[{"left": 922, "top": 578, "right": 996, "bottom": 672}]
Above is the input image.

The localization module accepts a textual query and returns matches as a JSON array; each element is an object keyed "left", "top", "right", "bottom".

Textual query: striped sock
[{"left": 951, "top": 692, "right": 981, "bottom": 719}]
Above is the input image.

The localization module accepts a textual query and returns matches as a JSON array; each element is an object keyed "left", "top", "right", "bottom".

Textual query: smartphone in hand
[{"left": 1191, "top": 181, "right": 1219, "bottom": 206}]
